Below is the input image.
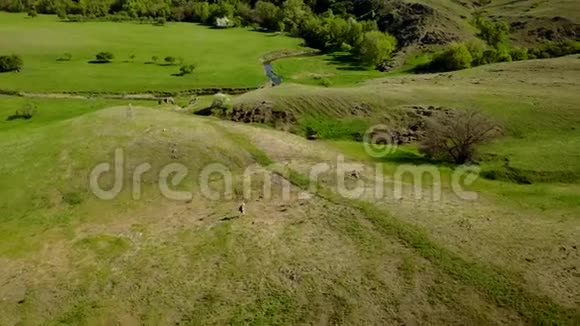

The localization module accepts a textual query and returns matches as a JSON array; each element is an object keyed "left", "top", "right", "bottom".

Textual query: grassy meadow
[
  {"left": 271, "top": 52, "right": 388, "bottom": 86},
  {"left": 0, "top": 12, "right": 306, "bottom": 92}
]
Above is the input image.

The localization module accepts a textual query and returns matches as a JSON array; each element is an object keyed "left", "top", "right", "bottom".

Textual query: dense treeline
[
  {"left": 0, "top": 0, "right": 391, "bottom": 21},
  {"left": 419, "top": 18, "right": 580, "bottom": 72}
]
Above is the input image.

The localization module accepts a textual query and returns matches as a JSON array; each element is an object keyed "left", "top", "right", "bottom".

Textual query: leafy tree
[
  {"left": 529, "top": 40, "right": 580, "bottom": 59},
  {"left": 95, "top": 51, "right": 114, "bottom": 62},
  {"left": 282, "top": 0, "right": 312, "bottom": 35},
  {"left": 495, "top": 49, "right": 512, "bottom": 62},
  {"left": 19, "top": 102, "right": 36, "bottom": 119},
  {"left": 155, "top": 16, "right": 166, "bottom": 25},
  {"left": 325, "top": 16, "right": 350, "bottom": 50},
  {"left": 82, "top": 0, "right": 113, "bottom": 17},
  {"left": 58, "top": 52, "right": 72, "bottom": 61},
  {"left": 474, "top": 18, "right": 510, "bottom": 50},
  {"left": 129, "top": 54, "right": 136, "bottom": 62},
  {"left": 480, "top": 48, "right": 498, "bottom": 65},
  {"left": 121, "top": 0, "right": 172, "bottom": 18},
  {"left": 191, "top": 2, "right": 211, "bottom": 23},
  {"left": 344, "top": 17, "right": 365, "bottom": 47},
  {"left": 8, "top": 103, "right": 37, "bottom": 120},
  {"left": 358, "top": 31, "right": 397, "bottom": 66},
  {"left": 179, "top": 64, "right": 196, "bottom": 75},
  {"left": 300, "top": 15, "right": 330, "bottom": 50},
  {"left": 0, "top": 55, "right": 23, "bottom": 72},
  {"left": 151, "top": 55, "right": 159, "bottom": 64},
  {"left": 427, "top": 43, "right": 473, "bottom": 71},
  {"left": 254, "top": 1, "right": 282, "bottom": 30},
  {"left": 164, "top": 56, "right": 176, "bottom": 64},
  {"left": 208, "top": 1, "right": 235, "bottom": 24},
  {"left": 320, "top": 77, "right": 332, "bottom": 87},
  {"left": 465, "top": 39, "right": 486, "bottom": 66},
  {"left": 210, "top": 93, "right": 232, "bottom": 116},
  {"left": 236, "top": 2, "right": 254, "bottom": 26},
  {"left": 27, "top": 10, "right": 37, "bottom": 17},
  {"left": 419, "top": 110, "right": 502, "bottom": 164}
]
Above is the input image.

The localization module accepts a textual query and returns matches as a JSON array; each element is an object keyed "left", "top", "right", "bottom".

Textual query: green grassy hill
[
  {"left": 482, "top": 0, "right": 580, "bottom": 46},
  {"left": 232, "top": 56, "right": 580, "bottom": 210},
  {"left": 1, "top": 99, "right": 578, "bottom": 324},
  {"left": 1, "top": 6, "right": 579, "bottom": 324},
  {"left": 379, "top": 0, "right": 579, "bottom": 51}
]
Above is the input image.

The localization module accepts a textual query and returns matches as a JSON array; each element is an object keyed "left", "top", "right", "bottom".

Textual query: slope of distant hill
[{"left": 386, "top": 0, "right": 578, "bottom": 48}]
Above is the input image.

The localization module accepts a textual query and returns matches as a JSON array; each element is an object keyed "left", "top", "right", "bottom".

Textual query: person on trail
[
  {"left": 126, "top": 103, "right": 133, "bottom": 119},
  {"left": 239, "top": 202, "right": 246, "bottom": 216}
]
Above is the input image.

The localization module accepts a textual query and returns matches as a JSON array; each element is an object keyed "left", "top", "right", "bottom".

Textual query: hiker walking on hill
[{"left": 239, "top": 202, "right": 246, "bottom": 216}]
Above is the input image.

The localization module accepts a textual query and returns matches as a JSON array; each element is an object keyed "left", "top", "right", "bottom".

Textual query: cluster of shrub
[
  {"left": 419, "top": 18, "right": 580, "bottom": 72},
  {"left": 294, "top": 14, "right": 397, "bottom": 66},
  {"left": 150, "top": 56, "right": 196, "bottom": 75},
  {"left": 51, "top": 50, "right": 196, "bottom": 75},
  {"left": 90, "top": 52, "right": 196, "bottom": 75},
  {"left": 149, "top": 55, "right": 184, "bottom": 65},
  {"left": 94, "top": 51, "right": 114, "bottom": 63},
  {"left": 7, "top": 103, "right": 36, "bottom": 120},
  {"left": 0, "top": 54, "right": 22, "bottom": 72}
]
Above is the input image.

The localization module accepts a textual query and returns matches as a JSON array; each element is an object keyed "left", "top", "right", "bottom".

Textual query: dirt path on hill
[{"left": 219, "top": 120, "right": 580, "bottom": 312}]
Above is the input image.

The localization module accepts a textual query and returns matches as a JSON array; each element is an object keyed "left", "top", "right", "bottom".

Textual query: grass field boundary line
[
  {"left": 211, "top": 120, "right": 580, "bottom": 325},
  {"left": 259, "top": 49, "right": 321, "bottom": 64},
  {"left": 0, "top": 87, "right": 260, "bottom": 99}
]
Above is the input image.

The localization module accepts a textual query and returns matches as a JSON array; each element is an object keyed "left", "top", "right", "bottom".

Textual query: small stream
[
  {"left": 264, "top": 62, "right": 282, "bottom": 86},
  {"left": 262, "top": 50, "right": 320, "bottom": 86}
]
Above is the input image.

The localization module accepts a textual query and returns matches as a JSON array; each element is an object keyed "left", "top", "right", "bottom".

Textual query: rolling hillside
[
  {"left": 398, "top": 0, "right": 579, "bottom": 47},
  {"left": 1, "top": 102, "right": 578, "bottom": 324},
  {"left": 0, "top": 3, "right": 579, "bottom": 323}
]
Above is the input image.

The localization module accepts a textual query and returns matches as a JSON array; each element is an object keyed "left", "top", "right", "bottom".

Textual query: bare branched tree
[{"left": 419, "top": 109, "right": 502, "bottom": 164}]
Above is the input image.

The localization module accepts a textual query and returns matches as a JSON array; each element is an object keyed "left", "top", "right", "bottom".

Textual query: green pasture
[{"left": 0, "top": 12, "right": 304, "bottom": 92}]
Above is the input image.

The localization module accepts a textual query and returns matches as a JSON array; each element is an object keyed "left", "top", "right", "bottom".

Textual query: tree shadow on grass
[
  {"left": 376, "top": 150, "right": 452, "bottom": 167},
  {"left": 143, "top": 62, "right": 176, "bottom": 66},
  {"left": 323, "top": 53, "right": 369, "bottom": 71},
  {"left": 194, "top": 106, "right": 213, "bottom": 116},
  {"left": 88, "top": 60, "right": 112, "bottom": 64},
  {"left": 6, "top": 114, "right": 32, "bottom": 121},
  {"left": 220, "top": 215, "right": 239, "bottom": 222}
]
